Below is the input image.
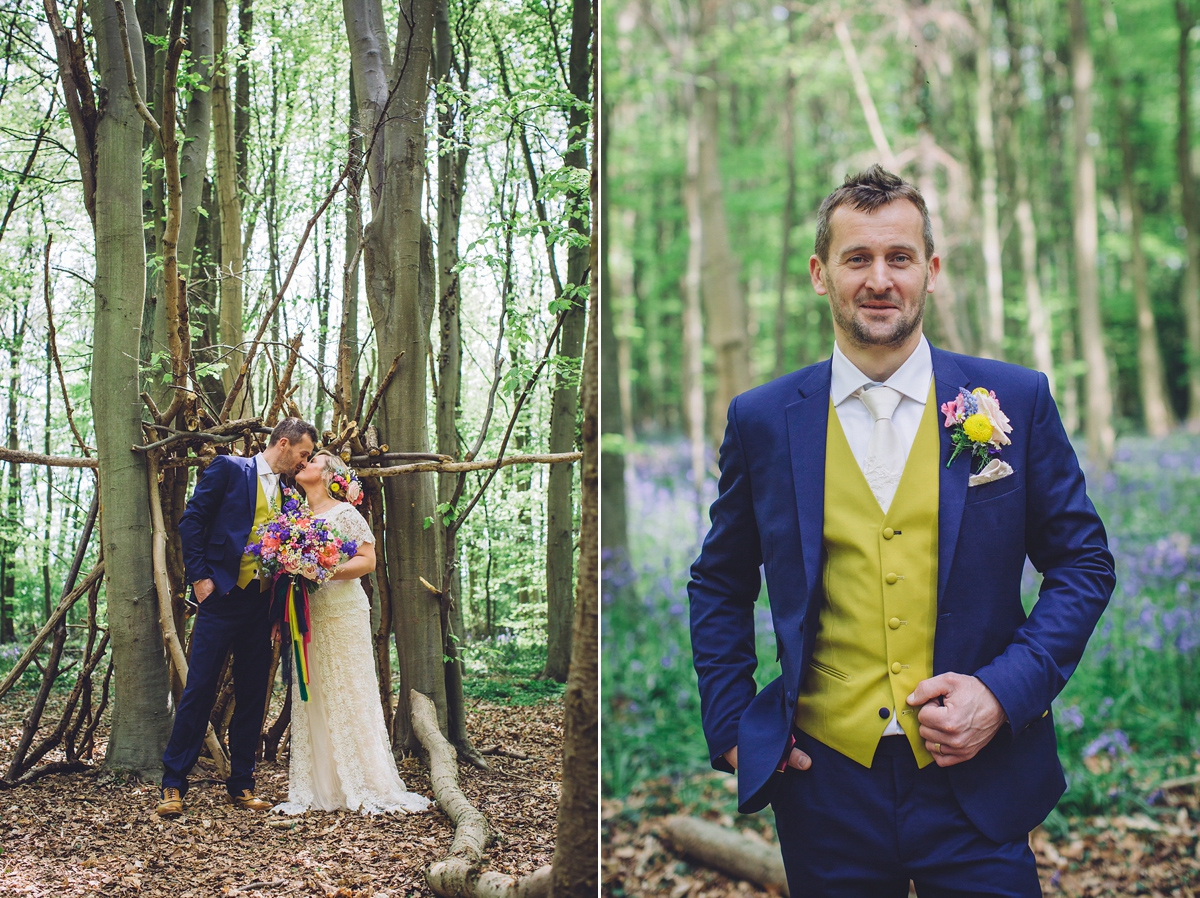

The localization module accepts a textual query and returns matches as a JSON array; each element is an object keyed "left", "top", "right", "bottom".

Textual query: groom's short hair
[
  {"left": 814, "top": 163, "right": 934, "bottom": 263},
  {"left": 268, "top": 417, "right": 318, "bottom": 447}
]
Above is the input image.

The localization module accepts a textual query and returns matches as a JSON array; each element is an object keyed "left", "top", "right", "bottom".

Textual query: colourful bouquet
[
  {"left": 244, "top": 497, "right": 358, "bottom": 700},
  {"left": 245, "top": 496, "right": 358, "bottom": 584}
]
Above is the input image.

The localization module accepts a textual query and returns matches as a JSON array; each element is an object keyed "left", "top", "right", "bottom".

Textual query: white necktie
[
  {"left": 262, "top": 472, "right": 279, "bottom": 511},
  {"left": 858, "top": 385, "right": 904, "bottom": 512}
]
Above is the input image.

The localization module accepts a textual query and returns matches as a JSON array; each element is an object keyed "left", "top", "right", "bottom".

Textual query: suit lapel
[
  {"left": 244, "top": 457, "right": 259, "bottom": 516},
  {"left": 786, "top": 361, "right": 832, "bottom": 599},
  {"left": 932, "top": 347, "right": 969, "bottom": 604}
]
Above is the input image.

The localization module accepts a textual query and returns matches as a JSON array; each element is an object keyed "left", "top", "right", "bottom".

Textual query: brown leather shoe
[
  {"left": 230, "top": 789, "right": 271, "bottom": 811},
  {"left": 156, "top": 787, "right": 184, "bottom": 817}
]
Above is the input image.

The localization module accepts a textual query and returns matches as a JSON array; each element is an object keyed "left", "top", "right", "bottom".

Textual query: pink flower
[
  {"left": 940, "top": 397, "right": 962, "bottom": 427},
  {"left": 347, "top": 481, "right": 363, "bottom": 505}
]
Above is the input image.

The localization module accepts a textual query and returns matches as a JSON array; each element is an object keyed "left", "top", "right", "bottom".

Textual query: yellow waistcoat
[
  {"left": 794, "top": 382, "right": 940, "bottom": 768},
  {"left": 236, "top": 476, "right": 274, "bottom": 589}
]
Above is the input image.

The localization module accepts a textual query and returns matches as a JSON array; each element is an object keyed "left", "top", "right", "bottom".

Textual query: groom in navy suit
[
  {"left": 689, "top": 166, "right": 1114, "bottom": 895},
  {"left": 157, "top": 417, "right": 316, "bottom": 817}
]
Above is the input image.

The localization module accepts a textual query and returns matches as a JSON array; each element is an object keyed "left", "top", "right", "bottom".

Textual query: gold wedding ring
[{"left": 933, "top": 743, "right": 941, "bottom": 754}]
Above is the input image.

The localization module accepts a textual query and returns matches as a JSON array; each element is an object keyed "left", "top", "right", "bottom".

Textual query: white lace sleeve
[{"left": 332, "top": 503, "right": 375, "bottom": 546}]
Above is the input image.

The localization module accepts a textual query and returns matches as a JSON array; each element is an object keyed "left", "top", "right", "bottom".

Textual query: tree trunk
[
  {"left": 696, "top": 0, "right": 751, "bottom": 448},
  {"left": 1118, "top": 94, "right": 1174, "bottom": 436},
  {"left": 434, "top": 0, "right": 469, "bottom": 742},
  {"left": 1177, "top": 0, "right": 1200, "bottom": 427},
  {"left": 914, "top": 129, "right": 968, "bottom": 355},
  {"left": 542, "top": 0, "right": 591, "bottom": 684},
  {"left": 339, "top": 69, "right": 363, "bottom": 420},
  {"left": 1, "top": 304, "right": 26, "bottom": 643},
  {"left": 87, "top": 0, "right": 172, "bottom": 774},
  {"left": 682, "top": 90, "right": 707, "bottom": 494},
  {"left": 1000, "top": 3, "right": 1055, "bottom": 393},
  {"left": 971, "top": 0, "right": 1005, "bottom": 360},
  {"left": 213, "top": 0, "right": 246, "bottom": 415},
  {"left": 598, "top": 93, "right": 628, "bottom": 562},
  {"left": 1067, "top": 0, "right": 1114, "bottom": 469},
  {"left": 772, "top": 10, "right": 798, "bottom": 382},
  {"left": 345, "top": 0, "right": 444, "bottom": 751},
  {"left": 548, "top": 124, "right": 598, "bottom": 898}
]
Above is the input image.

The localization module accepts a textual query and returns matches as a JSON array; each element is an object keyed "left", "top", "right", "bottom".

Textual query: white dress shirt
[
  {"left": 829, "top": 335, "right": 934, "bottom": 736},
  {"left": 254, "top": 453, "right": 280, "bottom": 510},
  {"left": 830, "top": 335, "right": 933, "bottom": 468}
]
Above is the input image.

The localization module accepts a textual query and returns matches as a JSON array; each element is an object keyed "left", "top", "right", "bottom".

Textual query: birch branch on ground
[
  {"left": 659, "top": 815, "right": 790, "bottom": 896},
  {"left": 410, "top": 690, "right": 550, "bottom": 898}
]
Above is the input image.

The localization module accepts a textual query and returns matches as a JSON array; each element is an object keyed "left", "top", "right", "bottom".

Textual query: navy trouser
[
  {"left": 161, "top": 582, "right": 272, "bottom": 796},
  {"left": 770, "top": 729, "right": 1042, "bottom": 898}
]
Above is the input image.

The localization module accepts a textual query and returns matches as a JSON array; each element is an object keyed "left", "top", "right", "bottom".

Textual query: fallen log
[
  {"left": 659, "top": 815, "right": 790, "bottom": 896},
  {"left": 410, "top": 690, "right": 550, "bottom": 898}
]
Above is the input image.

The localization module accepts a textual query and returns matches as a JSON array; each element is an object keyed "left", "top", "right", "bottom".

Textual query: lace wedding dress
[{"left": 272, "top": 502, "right": 431, "bottom": 815}]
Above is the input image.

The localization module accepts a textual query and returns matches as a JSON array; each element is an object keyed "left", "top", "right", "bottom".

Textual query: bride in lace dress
[{"left": 272, "top": 450, "right": 431, "bottom": 815}]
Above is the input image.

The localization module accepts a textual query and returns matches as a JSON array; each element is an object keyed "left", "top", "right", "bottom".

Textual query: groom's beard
[{"left": 826, "top": 272, "right": 928, "bottom": 349}]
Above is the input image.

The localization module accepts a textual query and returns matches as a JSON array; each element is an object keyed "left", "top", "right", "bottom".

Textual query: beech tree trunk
[
  {"left": 344, "top": 0, "right": 446, "bottom": 752},
  {"left": 971, "top": 0, "right": 1005, "bottom": 360},
  {"left": 1176, "top": 0, "right": 1200, "bottom": 427},
  {"left": 598, "top": 94, "right": 628, "bottom": 562},
  {"left": 547, "top": 144, "right": 598, "bottom": 898},
  {"left": 1118, "top": 93, "right": 1174, "bottom": 436},
  {"left": 1067, "top": 0, "right": 1114, "bottom": 469},
  {"left": 78, "top": 0, "right": 171, "bottom": 773},
  {"left": 695, "top": 0, "right": 751, "bottom": 448},
  {"left": 542, "top": 0, "right": 591, "bottom": 684},
  {"left": 433, "top": 0, "right": 471, "bottom": 744},
  {"left": 213, "top": 0, "right": 246, "bottom": 414}
]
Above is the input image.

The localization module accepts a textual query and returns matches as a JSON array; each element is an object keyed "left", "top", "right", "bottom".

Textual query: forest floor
[
  {"left": 0, "top": 688, "right": 562, "bottom": 897},
  {"left": 602, "top": 770, "right": 1200, "bottom": 897}
]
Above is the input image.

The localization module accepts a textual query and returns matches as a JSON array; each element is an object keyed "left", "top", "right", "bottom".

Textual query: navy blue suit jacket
[
  {"left": 180, "top": 454, "right": 277, "bottom": 601},
  {"left": 688, "top": 346, "right": 1115, "bottom": 843}
]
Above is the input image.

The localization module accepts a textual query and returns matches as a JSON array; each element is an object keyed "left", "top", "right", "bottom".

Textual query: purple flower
[
  {"left": 1058, "top": 705, "right": 1084, "bottom": 731},
  {"left": 1083, "top": 729, "right": 1130, "bottom": 759}
]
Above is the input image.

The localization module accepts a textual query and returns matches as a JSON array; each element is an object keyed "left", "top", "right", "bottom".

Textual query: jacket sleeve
[
  {"left": 179, "top": 455, "right": 235, "bottom": 586},
  {"left": 973, "top": 372, "right": 1116, "bottom": 732},
  {"left": 688, "top": 395, "right": 764, "bottom": 771}
]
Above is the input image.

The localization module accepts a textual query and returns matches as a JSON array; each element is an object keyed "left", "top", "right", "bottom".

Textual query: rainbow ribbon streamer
[{"left": 276, "top": 575, "right": 312, "bottom": 702}]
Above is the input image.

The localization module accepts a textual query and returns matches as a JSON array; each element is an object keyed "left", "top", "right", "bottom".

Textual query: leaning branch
[
  {"left": 363, "top": 452, "right": 581, "bottom": 478},
  {"left": 0, "top": 562, "right": 104, "bottom": 702},
  {"left": 0, "top": 447, "right": 96, "bottom": 469}
]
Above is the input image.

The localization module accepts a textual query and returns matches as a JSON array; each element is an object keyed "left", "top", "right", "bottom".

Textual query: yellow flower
[
  {"left": 972, "top": 387, "right": 990, "bottom": 396},
  {"left": 963, "top": 413, "right": 993, "bottom": 443}
]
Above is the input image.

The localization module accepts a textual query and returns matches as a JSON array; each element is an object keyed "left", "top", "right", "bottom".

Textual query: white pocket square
[{"left": 968, "top": 459, "right": 1013, "bottom": 487}]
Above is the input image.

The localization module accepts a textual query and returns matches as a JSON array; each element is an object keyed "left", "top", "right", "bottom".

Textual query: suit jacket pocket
[{"left": 963, "top": 471, "right": 1022, "bottom": 505}]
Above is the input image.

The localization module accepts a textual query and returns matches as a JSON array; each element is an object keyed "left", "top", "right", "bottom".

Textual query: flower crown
[{"left": 326, "top": 465, "right": 364, "bottom": 506}]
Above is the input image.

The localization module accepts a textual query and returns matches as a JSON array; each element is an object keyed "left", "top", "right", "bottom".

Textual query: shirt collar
[
  {"left": 830, "top": 335, "right": 932, "bottom": 406},
  {"left": 254, "top": 453, "right": 275, "bottom": 478}
]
